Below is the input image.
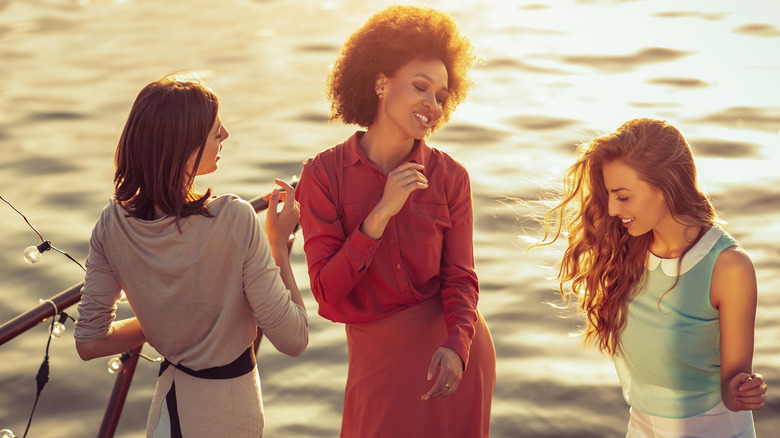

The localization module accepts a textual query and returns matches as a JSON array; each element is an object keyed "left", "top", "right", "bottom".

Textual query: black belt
[
  {"left": 159, "top": 345, "right": 256, "bottom": 437},
  {"left": 159, "top": 345, "right": 256, "bottom": 379}
]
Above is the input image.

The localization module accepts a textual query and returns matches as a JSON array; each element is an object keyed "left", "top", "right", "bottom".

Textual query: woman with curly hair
[
  {"left": 540, "top": 118, "right": 767, "bottom": 436},
  {"left": 295, "top": 5, "right": 495, "bottom": 437}
]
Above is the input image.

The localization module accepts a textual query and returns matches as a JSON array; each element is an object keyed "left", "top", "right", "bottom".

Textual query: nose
[
  {"left": 222, "top": 126, "right": 230, "bottom": 141},
  {"left": 422, "top": 92, "right": 437, "bottom": 112},
  {"left": 607, "top": 197, "right": 619, "bottom": 217}
]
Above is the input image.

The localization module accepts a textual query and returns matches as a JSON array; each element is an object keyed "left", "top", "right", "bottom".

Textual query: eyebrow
[{"left": 609, "top": 187, "right": 631, "bottom": 193}]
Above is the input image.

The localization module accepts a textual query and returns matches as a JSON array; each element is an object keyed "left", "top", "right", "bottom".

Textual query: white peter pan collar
[{"left": 646, "top": 227, "right": 725, "bottom": 276}]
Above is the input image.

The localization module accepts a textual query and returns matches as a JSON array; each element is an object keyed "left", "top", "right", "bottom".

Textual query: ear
[{"left": 375, "top": 73, "right": 387, "bottom": 95}]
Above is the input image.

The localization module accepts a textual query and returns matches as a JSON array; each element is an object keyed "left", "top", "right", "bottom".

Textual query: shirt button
[
  {"left": 395, "top": 264, "right": 401, "bottom": 269},
  {"left": 368, "top": 244, "right": 374, "bottom": 250},
  {"left": 390, "top": 239, "right": 396, "bottom": 244}
]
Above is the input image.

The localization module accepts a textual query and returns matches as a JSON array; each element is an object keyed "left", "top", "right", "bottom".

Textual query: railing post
[{"left": 97, "top": 344, "right": 143, "bottom": 438}]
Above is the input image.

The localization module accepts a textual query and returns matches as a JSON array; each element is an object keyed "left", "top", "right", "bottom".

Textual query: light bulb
[
  {"left": 107, "top": 357, "right": 123, "bottom": 374},
  {"left": 50, "top": 322, "right": 66, "bottom": 338},
  {"left": 117, "top": 291, "right": 128, "bottom": 305},
  {"left": 23, "top": 241, "right": 51, "bottom": 265},
  {"left": 23, "top": 246, "right": 42, "bottom": 264},
  {"left": 0, "top": 429, "right": 17, "bottom": 438}
]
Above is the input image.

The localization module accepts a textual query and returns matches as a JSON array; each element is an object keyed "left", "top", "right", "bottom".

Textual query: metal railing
[{"left": 0, "top": 191, "right": 290, "bottom": 437}]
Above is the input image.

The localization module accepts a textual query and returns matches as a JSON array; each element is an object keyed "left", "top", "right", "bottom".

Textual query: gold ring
[{"left": 445, "top": 383, "right": 450, "bottom": 389}]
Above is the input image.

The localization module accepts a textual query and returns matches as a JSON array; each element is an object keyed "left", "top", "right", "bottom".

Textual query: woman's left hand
[
  {"left": 264, "top": 178, "right": 300, "bottom": 251},
  {"left": 421, "top": 347, "right": 463, "bottom": 400}
]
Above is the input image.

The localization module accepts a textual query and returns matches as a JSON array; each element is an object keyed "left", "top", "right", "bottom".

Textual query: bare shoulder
[
  {"left": 711, "top": 245, "right": 757, "bottom": 309},
  {"left": 714, "top": 245, "right": 755, "bottom": 275}
]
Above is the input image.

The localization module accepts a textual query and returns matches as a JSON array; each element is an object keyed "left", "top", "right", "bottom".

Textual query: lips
[
  {"left": 620, "top": 217, "right": 634, "bottom": 227},
  {"left": 414, "top": 111, "right": 431, "bottom": 126}
]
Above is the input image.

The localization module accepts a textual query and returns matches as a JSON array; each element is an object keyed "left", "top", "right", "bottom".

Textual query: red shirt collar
[{"left": 343, "top": 131, "right": 428, "bottom": 169}]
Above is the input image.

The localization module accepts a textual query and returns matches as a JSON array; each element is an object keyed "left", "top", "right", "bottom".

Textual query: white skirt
[
  {"left": 626, "top": 401, "right": 755, "bottom": 438},
  {"left": 147, "top": 363, "right": 263, "bottom": 437}
]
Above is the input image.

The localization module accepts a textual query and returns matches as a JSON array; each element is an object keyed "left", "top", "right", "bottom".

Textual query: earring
[{"left": 378, "top": 93, "right": 383, "bottom": 99}]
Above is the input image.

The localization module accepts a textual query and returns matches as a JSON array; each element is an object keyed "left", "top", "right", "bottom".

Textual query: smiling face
[
  {"left": 602, "top": 160, "right": 671, "bottom": 237},
  {"left": 188, "top": 116, "right": 228, "bottom": 177},
  {"left": 375, "top": 57, "right": 449, "bottom": 140}
]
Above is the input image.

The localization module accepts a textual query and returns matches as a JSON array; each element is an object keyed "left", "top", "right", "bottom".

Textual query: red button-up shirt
[{"left": 295, "top": 131, "right": 479, "bottom": 365}]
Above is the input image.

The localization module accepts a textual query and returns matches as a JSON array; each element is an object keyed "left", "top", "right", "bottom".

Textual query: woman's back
[{"left": 76, "top": 194, "right": 307, "bottom": 370}]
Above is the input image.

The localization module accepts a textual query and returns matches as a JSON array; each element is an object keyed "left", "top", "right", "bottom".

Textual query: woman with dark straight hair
[{"left": 75, "top": 73, "right": 308, "bottom": 436}]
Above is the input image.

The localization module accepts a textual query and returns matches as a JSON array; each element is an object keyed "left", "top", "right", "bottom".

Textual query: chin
[{"left": 627, "top": 228, "right": 650, "bottom": 237}]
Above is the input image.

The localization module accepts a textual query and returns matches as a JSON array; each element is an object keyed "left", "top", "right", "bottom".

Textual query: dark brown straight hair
[{"left": 114, "top": 73, "right": 218, "bottom": 223}]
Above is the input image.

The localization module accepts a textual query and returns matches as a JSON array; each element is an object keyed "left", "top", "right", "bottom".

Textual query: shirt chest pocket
[
  {"left": 404, "top": 202, "right": 451, "bottom": 251},
  {"left": 342, "top": 202, "right": 370, "bottom": 236}
]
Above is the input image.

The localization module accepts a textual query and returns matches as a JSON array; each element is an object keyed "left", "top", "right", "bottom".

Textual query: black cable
[
  {"left": 1, "top": 195, "right": 86, "bottom": 271},
  {"left": 0, "top": 195, "right": 45, "bottom": 243},
  {"left": 0, "top": 195, "right": 87, "bottom": 437},
  {"left": 50, "top": 245, "right": 86, "bottom": 272},
  {"left": 22, "top": 316, "right": 57, "bottom": 438}
]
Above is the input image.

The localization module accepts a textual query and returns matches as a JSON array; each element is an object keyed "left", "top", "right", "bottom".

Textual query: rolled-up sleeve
[
  {"left": 236, "top": 203, "right": 308, "bottom": 357},
  {"left": 74, "top": 218, "right": 122, "bottom": 343}
]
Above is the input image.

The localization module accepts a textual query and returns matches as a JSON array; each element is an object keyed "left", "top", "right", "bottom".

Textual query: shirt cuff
[
  {"left": 442, "top": 335, "right": 470, "bottom": 370},
  {"left": 350, "top": 228, "right": 381, "bottom": 256}
]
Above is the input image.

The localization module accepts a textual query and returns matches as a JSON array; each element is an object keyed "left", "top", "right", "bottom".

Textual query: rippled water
[{"left": 1, "top": 0, "right": 778, "bottom": 436}]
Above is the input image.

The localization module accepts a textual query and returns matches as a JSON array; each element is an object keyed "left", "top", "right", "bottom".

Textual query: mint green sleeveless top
[{"left": 613, "top": 227, "right": 738, "bottom": 418}]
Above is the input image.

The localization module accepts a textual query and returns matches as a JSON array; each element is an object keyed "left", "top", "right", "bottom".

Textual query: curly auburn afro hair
[{"left": 326, "top": 5, "right": 476, "bottom": 132}]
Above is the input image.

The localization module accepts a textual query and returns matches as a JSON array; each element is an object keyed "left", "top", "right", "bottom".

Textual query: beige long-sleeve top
[{"left": 75, "top": 194, "right": 308, "bottom": 370}]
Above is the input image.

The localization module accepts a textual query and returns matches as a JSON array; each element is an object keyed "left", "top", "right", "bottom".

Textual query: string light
[
  {"left": 0, "top": 195, "right": 86, "bottom": 437},
  {"left": 1, "top": 195, "right": 86, "bottom": 271},
  {"left": 107, "top": 356, "right": 125, "bottom": 374},
  {"left": 23, "top": 242, "right": 51, "bottom": 264},
  {"left": 107, "top": 351, "right": 162, "bottom": 374},
  {"left": 48, "top": 313, "right": 73, "bottom": 339}
]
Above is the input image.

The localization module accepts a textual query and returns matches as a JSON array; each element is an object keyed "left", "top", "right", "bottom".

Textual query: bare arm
[
  {"left": 75, "top": 317, "right": 146, "bottom": 361},
  {"left": 264, "top": 178, "right": 305, "bottom": 311},
  {"left": 711, "top": 246, "right": 767, "bottom": 411}
]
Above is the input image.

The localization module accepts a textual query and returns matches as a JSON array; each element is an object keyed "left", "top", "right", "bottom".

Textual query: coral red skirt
[{"left": 342, "top": 297, "right": 495, "bottom": 438}]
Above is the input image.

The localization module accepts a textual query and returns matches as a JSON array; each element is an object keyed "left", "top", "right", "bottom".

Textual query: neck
[
  {"left": 650, "top": 220, "right": 704, "bottom": 258},
  {"left": 360, "top": 125, "right": 417, "bottom": 174}
]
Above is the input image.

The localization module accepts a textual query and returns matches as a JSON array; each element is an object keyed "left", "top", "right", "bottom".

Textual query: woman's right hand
[
  {"left": 360, "top": 162, "right": 427, "bottom": 240},
  {"left": 728, "top": 372, "right": 767, "bottom": 411},
  {"left": 264, "top": 178, "right": 300, "bottom": 251},
  {"left": 379, "top": 162, "right": 428, "bottom": 216}
]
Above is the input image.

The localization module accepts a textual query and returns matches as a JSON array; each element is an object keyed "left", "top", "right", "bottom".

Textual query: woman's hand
[
  {"left": 378, "top": 162, "right": 428, "bottom": 217},
  {"left": 360, "top": 163, "right": 427, "bottom": 240},
  {"left": 264, "top": 178, "right": 300, "bottom": 251},
  {"left": 726, "top": 372, "right": 767, "bottom": 411},
  {"left": 421, "top": 347, "right": 463, "bottom": 400}
]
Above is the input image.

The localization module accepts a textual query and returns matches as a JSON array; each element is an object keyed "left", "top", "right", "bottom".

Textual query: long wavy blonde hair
[{"left": 540, "top": 118, "right": 716, "bottom": 355}]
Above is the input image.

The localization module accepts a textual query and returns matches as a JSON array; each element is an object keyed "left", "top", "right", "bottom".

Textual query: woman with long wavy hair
[{"left": 540, "top": 118, "right": 767, "bottom": 436}]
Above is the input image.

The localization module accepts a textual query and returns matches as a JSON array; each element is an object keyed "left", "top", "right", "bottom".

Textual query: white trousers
[{"left": 626, "top": 401, "right": 755, "bottom": 438}]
